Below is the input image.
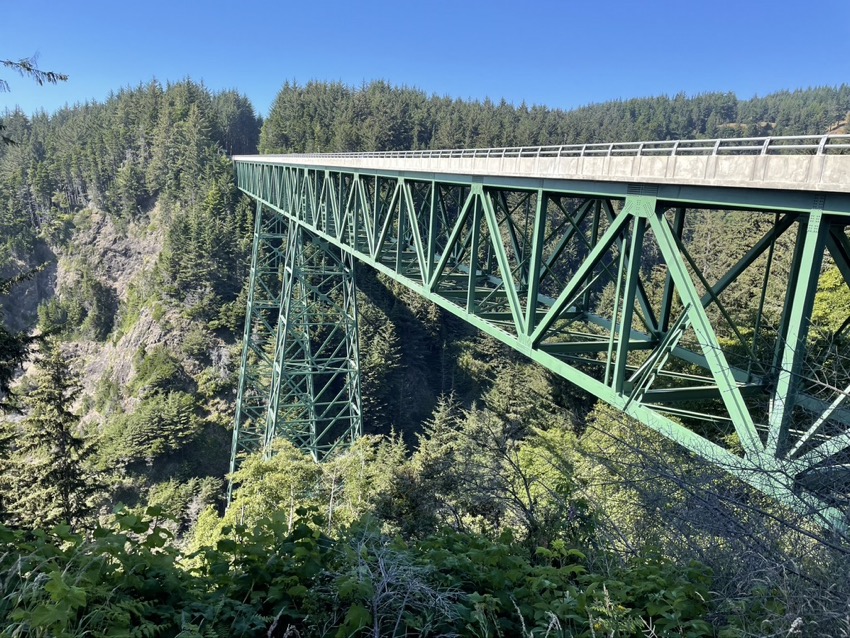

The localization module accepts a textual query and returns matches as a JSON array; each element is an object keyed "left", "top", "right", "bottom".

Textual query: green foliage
[
  {"left": 210, "top": 287, "right": 248, "bottom": 333},
  {"left": 212, "top": 90, "right": 262, "bottom": 155},
  {"left": 2, "top": 339, "right": 99, "bottom": 530},
  {"left": 98, "top": 391, "right": 200, "bottom": 467},
  {"left": 0, "top": 317, "right": 34, "bottom": 413},
  {"left": 156, "top": 165, "right": 251, "bottom": 313},
  {"left": 3, "top": 407, "right": 846, "bottom": 636},
  {"left": 0, "top": 508, "right": 200, "bottom": 637},
  {"left": 0, "top": 500, "right": 720, "bottom": 638},
  {"left": 37, "top": 265, "right": 117, "bottom": 340},
  {"left": 260, "top": 81, "right": 850, "bottom": 156},
  {"left": 182, "top": 324, "right": 212, "bottom": 359},
  {"left": 359, "top": 317, "right": 402, "bottom": 429},
  {"left": 222, "top": 440, "right": 323, "bottom": 530},
  {"left": 195, "top": 365, "right": 229, "bottom": 399},
  {"left": 145, "top": 477, "right": 222, "bottom": 539},
  {"left": 130, "top": 345, "right": 185, "bottom": 397},
  {"left": 812, "top": 265, "right": 850, "bottom": 334},
  {"left": 0, "top": 270, "right": 42, "bottom": 412},
  {"left": 355, "top": 269, "right": 461, "bottom": 434},
  {"left": 1, "top": 55, "right": 67, "bottom": 95},
  {"left": 0, "top": 80, "right": 257, "bottom": 321},
  {"left": 218, "top": 414, "right": 595, "bottom": 553},
  {"left": 410, "top": 529, "right": 716, "bottom": 637},
  {"left": 93, "top": 369, "right": 121, "bottom": 415},
  {"left": 112, "top": 279, "right": 149, "bottom": 339}
]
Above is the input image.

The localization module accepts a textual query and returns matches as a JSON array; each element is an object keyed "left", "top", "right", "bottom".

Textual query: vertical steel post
[
  {"left": 659, "top": 207, "right": 685, "bottom": 333},
  {"left": 523, "top": 190, "right": 547, "bottom": 342},
  {"left": 613, "top": 206, "right": 648, "bottom": 392},
  {"left": 467, "top": 193, "right": 483, "bottom": 313},
  {"left": 749, "top": 213, "right": 779, "bottom": 381},
  {"left": 229, "top": 200, "right": 287, "bottom": 500},
  {"left": 582, "top": 201, "right": 602, "bottom": 311},
  {"left": 767, "top": 202, "right": 827, "bottom": 456},
  {"left": 605, "top": 227, "right": 629, "bottom": 387}
]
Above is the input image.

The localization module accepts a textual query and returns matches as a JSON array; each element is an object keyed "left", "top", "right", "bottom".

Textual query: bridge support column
[{"left": 229, "top": 206, "right": 362, "bottom": 499}]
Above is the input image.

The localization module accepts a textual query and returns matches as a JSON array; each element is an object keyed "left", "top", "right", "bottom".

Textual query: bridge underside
[{"left": 232, "top": 159, "right": 850, "bottom": 526}]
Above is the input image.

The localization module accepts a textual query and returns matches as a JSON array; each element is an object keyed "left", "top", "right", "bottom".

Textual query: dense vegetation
[
  {"left": 260, "top": 82, "right": 850, "bottom": 153},
  {"left": 1, "top": 79, "right": 850, "bottom": 636}
]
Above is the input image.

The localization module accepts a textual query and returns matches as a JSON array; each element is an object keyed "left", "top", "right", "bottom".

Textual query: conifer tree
[
  {"left": 6, "top": 339, "right": 97, "bottom": 529},
  {"left": 1, "top": 55, "right": 68, "bottom": 145}
]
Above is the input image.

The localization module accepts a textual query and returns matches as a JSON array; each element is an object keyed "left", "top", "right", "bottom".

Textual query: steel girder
[
  {"left": 234, "top": 159, "right": 850, "bottom": 527},
  {"left": 229, "top": 197, "right": 362, "bottom": 497}
]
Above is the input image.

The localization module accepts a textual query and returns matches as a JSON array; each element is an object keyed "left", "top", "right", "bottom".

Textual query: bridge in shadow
[{"left": 230, "top": 135, "right": 850, "bottom": 527}]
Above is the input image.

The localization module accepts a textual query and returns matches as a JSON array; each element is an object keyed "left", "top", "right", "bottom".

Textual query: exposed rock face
[
  {"left": 62, "top": 206, "right": 165, "bottom": 303},
  {"left": 71, "top": 307, "right": 165, "bottom": 403},
  {"left": 1, "top": 204, "right": 165, "bottom": 332},
  {"left": 0, "top": 201, "right": 228, "bottom": 426},
  {"left": 0, "top": 242, "right": 57, "bottom": 333}
]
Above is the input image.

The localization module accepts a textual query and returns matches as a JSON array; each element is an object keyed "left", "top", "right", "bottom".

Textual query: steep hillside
[{"left": 0, "top": 80, "right": 260, "bottom": 528}]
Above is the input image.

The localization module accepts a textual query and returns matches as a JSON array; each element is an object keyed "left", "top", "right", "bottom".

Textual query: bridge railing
[{"left": 272, "top": 133, "right": 850, "bottom": 160}]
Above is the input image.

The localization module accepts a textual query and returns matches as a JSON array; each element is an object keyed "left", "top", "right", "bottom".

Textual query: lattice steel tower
[{"left": 229, "top": 200, "right": 362, "bottom": 493}]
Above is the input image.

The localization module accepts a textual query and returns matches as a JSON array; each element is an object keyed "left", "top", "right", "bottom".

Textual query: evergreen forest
[{"left": 1, "top": 79, "right": 850, "bottom": 637}]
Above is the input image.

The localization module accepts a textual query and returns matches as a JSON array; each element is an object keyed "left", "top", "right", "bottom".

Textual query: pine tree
[
  {"left": 0, "top": 418, "right": 15, "bottom": 521},
  {"left": 6, "top": 340, "right": 98, "bottom": 530},
  {"left": 1, "top": 55, "right": 67, "bottom": 145},
  {"left": 360, "top": 318, "right": 402, "bottom": 432},
  {"left": 0, "top": 325, "right": 32, "bottom": 413}
]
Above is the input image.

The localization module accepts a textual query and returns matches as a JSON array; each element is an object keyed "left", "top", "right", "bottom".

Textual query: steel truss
[
  {"left": 230, "top": 201, "right": 361, "bottom": 496},
  {"left": 234, "top": 159, "right": 850, "bottom": 527}
]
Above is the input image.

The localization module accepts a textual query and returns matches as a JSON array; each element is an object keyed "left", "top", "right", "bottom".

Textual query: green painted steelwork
[
  {"left": 232, "top": 156, "right": 850, "bottom": 527},
  {"left": 229, "top": 197, "right": 362, "bottom": 496},
  {"left": 263, "top": 227, "right": 361, "bottom": 458}
]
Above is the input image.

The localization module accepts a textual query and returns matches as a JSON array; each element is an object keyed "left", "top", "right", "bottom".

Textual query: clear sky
[{"left": 3, "top": 0, "right": 849, "bottom": 118}]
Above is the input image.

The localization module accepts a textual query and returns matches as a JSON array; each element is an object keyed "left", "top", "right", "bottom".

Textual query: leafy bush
[
  {"left": 182, "top": 325, "right": 211, "bottom": 360},
  {"left": 0, "top": 510, "right": 198, "bottom": 637},
  {"left": 145, "top": 477, "right": 222, "bottom": 540},
  {"left": 0, "top": 506, "right": 719, "bottom": 638},
  {"left": 93, "top": 370, "right": 121, "bottom": 414},
  {"left": 196, "top": 366, "right": 228, "bottom": 399}
]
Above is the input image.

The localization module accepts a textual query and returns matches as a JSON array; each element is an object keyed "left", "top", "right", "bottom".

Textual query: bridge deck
[{"left": 237, "top": 134, "right": 850, "bottom": 194}]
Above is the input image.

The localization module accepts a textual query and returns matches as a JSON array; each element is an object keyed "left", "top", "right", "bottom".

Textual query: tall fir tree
[{"left": 5, "top": 339, "right": 97, "bottom": 529}]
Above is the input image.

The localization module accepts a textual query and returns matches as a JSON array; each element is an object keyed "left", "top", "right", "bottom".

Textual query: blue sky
[{"left": 3, "top": 0, "right": 849, "bottom": 118}]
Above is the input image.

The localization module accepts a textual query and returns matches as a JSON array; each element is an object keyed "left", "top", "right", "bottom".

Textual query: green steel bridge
[{"left": 231, "top": 135, "right": 850, "bottom": 527}]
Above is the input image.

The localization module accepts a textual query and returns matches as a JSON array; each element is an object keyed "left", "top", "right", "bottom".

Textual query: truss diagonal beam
[{"left": 767, "top": 203, "right": 827, "bottom": 456}]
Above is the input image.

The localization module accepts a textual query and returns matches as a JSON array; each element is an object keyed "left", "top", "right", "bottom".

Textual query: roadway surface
[{"left": 237, "top": 134, "right": 850, "bottom": 194}]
